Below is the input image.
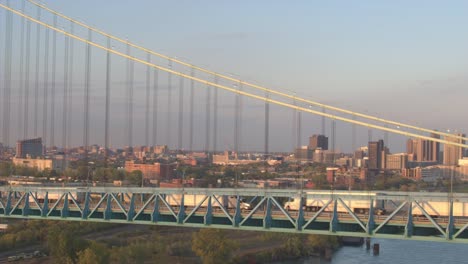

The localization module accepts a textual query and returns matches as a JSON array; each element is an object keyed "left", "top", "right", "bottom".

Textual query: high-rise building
[
  {"left": 444, "top": 133, "right": 465, "bottom": 165},
  {"left": 309, "top": 135, "right": 328, "bottom": 150},
  {"left": 406, "top": 139, "right": 418, "bottom": 161},
  {"left": 368, "top": 140, "right": 384, "bottom": 170},
  {"left": 16, "top": 138, "right": 43, "bottom": 158},
  {"left": 295, "top": 146, "right": 313, "bottom": 160},
  {"left": 385, "top": 153, "right": 408, "bottom": 170},
  {"left": 406, "top": 133, "right": 440, "bottom": 163}
]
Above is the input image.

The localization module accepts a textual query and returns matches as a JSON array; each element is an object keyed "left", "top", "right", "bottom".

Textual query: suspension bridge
[{"left": 1, "top": 1, "right": 468, "bottom": 243}]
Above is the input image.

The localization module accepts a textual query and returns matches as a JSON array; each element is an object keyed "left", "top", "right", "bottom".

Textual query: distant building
[
  {"left": 443, "top": 133, "right": 465, "bottom": 165},
  {"left": 309, "top": 135, "right": 328, "bottom": 150},
  {"left": 368, "top": 140, "right": 384, "bottom": 170},
  {"left": 385, "top": 153, "right": 408, "bottom": 170},
  {"left": 125, "top": 160, "right": 176, "bottom": 181},
  {"left": 294, "top": 146, "right": 313, "bottom": 161},
  {"left": 407, "top": 134, "right": 440, "bottom": 163},
  {"left": 12, "top": 157, "right": 66, "bottom": 172},
  {"left": 16, "top": 138, "right": 43, "bottom": 158}
]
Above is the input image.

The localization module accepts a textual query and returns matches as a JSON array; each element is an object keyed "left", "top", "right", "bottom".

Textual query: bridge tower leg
[
  {"left": 330, "top": 199, "right": 338, "bottom": 233},
  {"left": 127, "top": 194, "right": 135, "bottom": 222},
  {"left": 233, "top": 195, "right": 242, "bottom": 227},
  {"left": 22, "top": 193, "right": 30, "bottom": 217},
  {"left": 204, "top": 196, "right": 213, "bottom": 225},
  {"left": 405, "top": 201, "right": 413, "bottom": 238},
  {"left": 446, "top": 199, "right": 454, "bottom": 240},
  {"left": 61, "top": 193, "right": 69, "bottom": 218},
  {"left": 177, "top": 194, "right": 186, "bottom": 224},
  {"left": 367, "top": 199, "right": 375, "bottom": 235},
  {"left": 263, "top": 197, "right": 272, "bottom": 229},
  {"left": 82, "top": 193, "right": 90, "bottom": 220},
  {"left": 296, "top": 197, "right": 305, "bottom": 231},
  {"left": 152, "top": 195, "right": 160, "bottom": 223}
]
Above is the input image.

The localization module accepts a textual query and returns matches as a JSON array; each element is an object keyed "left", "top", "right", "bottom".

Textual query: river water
[{"left": 276, "top": 238, "right": 467, "bottom": 264}]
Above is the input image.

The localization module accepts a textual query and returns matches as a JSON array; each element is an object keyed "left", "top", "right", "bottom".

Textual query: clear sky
[{"left": 2, "top": 1, "right": 468, "bottom": 152}]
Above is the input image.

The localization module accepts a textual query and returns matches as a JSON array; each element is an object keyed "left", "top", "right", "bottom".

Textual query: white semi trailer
[
  {"left": 165, "top": 194, "right": 252, "bottom": 211},
  {"left": 411, "top": 201, "right": 468, "bottom": 217}
]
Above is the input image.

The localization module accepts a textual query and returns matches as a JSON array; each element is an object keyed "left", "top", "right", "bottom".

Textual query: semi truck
[
  {"left": 284, "top": 196, "right": 387, "bottom": 215},
  {"left": 165, "top": 194, "right": 252, "bottom": 211},
  {"left": 411, "top": 200, "right": 468, "bottom": 217}
]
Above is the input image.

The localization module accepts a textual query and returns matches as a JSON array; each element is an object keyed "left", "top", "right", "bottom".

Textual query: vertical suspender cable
[
  {"left": 352, "top": 115, "right": 356, "bottom": 152},
  {"left": 145, "top": 53, "right": 150, "bottom": 147},
  {"left": 213, "top": 76, "right": 218, "bottom": 153},
  {"left": 264, "top": 91, "right": 270, "bottom": 155},
  {"left": 292, "top": 95, "right": 297, "bottom": 150},
  {"left": 297, "top": 111, "right": 302, "bottom": 149},
  {"left": 104, "top": 37, "right": 111, "bottom": 162},
  {"left": 205, "top": 83, "right": 211, "bottom": 153},
  {"left": 238, "top": 83, "right": 243, "bottom": 154},
  {"left": 234, "top": 82, "right": 240, "bottom": 155},
  {"left": 43, "top": 27, "right": 49, "bottom": 151},
  {"left": 126, "top": 41, "right": 134, "bottom": 152},
  {"left": 3, "top": 0, "right": 13, "bottom": 147},
  {"left": 17, "top": 1, "right": 25, "bottom": 140},
  {"left": 178, "top": 75, "right": 184, "bottom": 151},
  {"left": 152, "top": 68, "right": 158, "bottom": 146},
  {"left": 321, "top": 107, "right": 325, "bottom": 135},
  {"left": 189, "top": 68, "right": 194, "bottom": 151},
  {"left": 67, "top": 22, "right": 74, "bottom": 149},
  {"left": 83, "top": 29, "right": 91, "bottom": 159},
  {"left": 50, "top": 14, "right": 57, "bottom": 147},
  {"left": 33, "top": 7, "right": 41, "bottom": 137},
  {"left": 24, "top": 18, "right": 31, "bottom": 139},
  {"left": 167, "top": 59, "right": 172, "bottom": 149},
  {"left": 384, "top": 124, "right": 389, "bottom": 147},
  {"left": 62, "top": 32, "right": 69, "bottom": 153}
]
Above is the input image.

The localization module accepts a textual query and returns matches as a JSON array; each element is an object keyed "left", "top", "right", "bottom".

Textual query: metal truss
[{"left": 1, "top": 187, "right": 467, "bottom": 243}]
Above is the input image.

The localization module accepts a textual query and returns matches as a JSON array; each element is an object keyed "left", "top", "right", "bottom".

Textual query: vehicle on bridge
[
  {"left": 284, "top": 196, "right": 387, "bottom": 215},
  {"left": 412, "top": 201, "right": 468, "bottom": 217},
  {"left": 165, "top": 194, "right": 252, "bottom": 211}
]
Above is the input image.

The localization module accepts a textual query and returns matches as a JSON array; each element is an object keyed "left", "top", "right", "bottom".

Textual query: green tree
[
  {"left": 47, "top": 226, "right": 87, "bottom": 263},
  {"left": 127, "top": 170, "right": 143, "bottom": 185},
  {"left": 192, "top": 229, "right": 238, "bottom": 264},
  {"left": 77, "top": 242, "right": 110, "bottom": 264}
]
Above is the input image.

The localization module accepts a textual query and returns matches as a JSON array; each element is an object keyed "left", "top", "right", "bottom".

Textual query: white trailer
[
  {"left": 412, "top": 201, "right": 468, "bottom": 217},
  {"left": 284, "top": 197, "right": 386, "bottom": 215},
  {"left": 165, "top": 194, "right": 252, "bottom": 210}
]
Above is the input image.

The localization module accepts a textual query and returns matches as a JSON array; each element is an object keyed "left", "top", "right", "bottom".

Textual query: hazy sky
[{"left": 2, "top": 1, "right": 468, "bottom": 152}]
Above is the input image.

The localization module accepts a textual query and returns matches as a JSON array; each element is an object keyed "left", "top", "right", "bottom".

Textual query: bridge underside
[{"left": 1, "top": 187, "right": 468, "bottom": 243}]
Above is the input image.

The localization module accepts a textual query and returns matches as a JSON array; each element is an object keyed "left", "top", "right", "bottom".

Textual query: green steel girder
[
  {"left": 412, "top": 200, "right": 446, "bottom": 236},
  {"left": 0, "top": 187, "right": 467, "bottom": 243},
  {"left": 232, "top": 196, "right": 241, "bottom": 227},
  {"left": 204, "top": 196, "right": 213, "bottom": 225}
]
